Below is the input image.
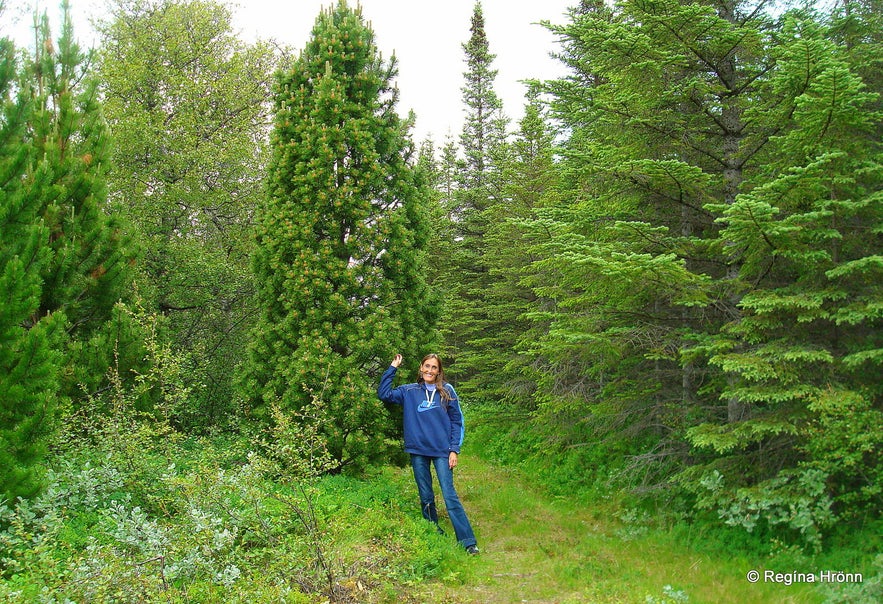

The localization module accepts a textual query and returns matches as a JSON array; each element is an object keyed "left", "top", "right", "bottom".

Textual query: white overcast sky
[{"left": 4, "top": 0, "right": 574, "bottom": 143}]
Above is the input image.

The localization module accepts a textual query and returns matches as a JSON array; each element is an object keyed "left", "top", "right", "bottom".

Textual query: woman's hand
[
  {"left": 449, "top": 452, "right": 458, "bottom": 469},
  {"left": 391, "top": 354, "right": 403, "bottom": 368}
]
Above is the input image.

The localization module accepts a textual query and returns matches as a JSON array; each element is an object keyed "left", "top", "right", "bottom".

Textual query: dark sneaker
[{"left": 466, "top": 545, "right": 480, "bottom": 555}]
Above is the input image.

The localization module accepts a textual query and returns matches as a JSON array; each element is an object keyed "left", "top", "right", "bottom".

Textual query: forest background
[{"left": 0, "top": 0, "right": 880, "bottom": 602}]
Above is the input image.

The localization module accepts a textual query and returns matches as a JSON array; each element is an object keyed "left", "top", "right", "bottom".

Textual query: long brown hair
[{"left": 416, "top": 353, "right": 452, "bottom": 403}]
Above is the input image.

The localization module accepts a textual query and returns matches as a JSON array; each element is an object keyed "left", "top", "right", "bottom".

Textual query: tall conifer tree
[
  {"left": 699, "top": 11, "right": 883, "bottom": 522},
  {"left": 25, "top": 4, "right": 137, "bottom": 410},
  {"left": 29, "top": 8, "right": 128, "bottom": 323},
  {"left": 0, "top": 19, "right": 63, "bottom": 502},
  {"left": 442, "top": 1, "right": 509, "bottom": 387},
  {"left": 459, "top": 2, "right": 507, "bottom": 204},
  {"left": 529, "top": 0, "right": 882, "bottom": 532},
  {"left": 472, "top": 90, "right": 559, "bottom": 402},
  {"left": 244, "top": 1, "right": 436, "bottom": 471},
  {"left": 1, "top": 1, "right": 133, "bottom": 499},
  {"left": 23, "top": 3, "right": 137, "bottom": 407}
]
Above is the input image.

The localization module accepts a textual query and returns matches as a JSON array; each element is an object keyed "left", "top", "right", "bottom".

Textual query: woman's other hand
[
  {"left": 449, "top": 452, "right": 458, "bottom": 469},
  {"left": 391, "top": 354, "right": 403, "bottom": 368}
]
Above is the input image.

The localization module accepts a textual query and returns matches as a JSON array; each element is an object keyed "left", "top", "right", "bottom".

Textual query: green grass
[{"left": 404, "top": 451, "right": 828, "bottom": 604}]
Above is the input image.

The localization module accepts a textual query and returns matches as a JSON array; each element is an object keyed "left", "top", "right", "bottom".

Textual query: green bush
[{"left": 0, "top": 432, "right": 475, "bottom": 603}]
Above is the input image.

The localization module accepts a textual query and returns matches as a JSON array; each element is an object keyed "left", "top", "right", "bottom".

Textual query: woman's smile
[{"left": 421, "top": 360, "right": 439, "bottom": 383}]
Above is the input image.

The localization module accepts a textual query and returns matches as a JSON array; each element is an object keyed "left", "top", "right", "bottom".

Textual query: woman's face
[{"left": 421, "top": 357, "right": 440, "bottom": 384}]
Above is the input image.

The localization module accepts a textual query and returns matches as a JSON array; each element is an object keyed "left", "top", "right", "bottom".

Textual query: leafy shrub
[
  {"left": 819, "top": 554, "right": 883, "bottom": 604},
  {"left": 645, "top": 584, "right": 690, "bottom": 604},
  {"left": 691, "top": 467, "right": 835, "bottom": 552}
]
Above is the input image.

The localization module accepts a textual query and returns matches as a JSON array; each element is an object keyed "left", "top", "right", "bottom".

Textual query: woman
[{"left": 377, "top": 353, "right": 479, "bottom": 555}]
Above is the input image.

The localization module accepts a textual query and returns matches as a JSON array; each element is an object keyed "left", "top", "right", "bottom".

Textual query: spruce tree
[
  {"left": 442, "top": 1, "right": 509, "bottom": 388},
  {"left": 472, "top": 89, "right": 559, "bottom": 403},
  {"left": 695, "top": 11, "right": 883, "bottom": 522},
  {"left": 436, "top": 134, "right": 459, "bottom": 225},
  {"left": 244, "top": 1, "right": 436, "bottom": 472},
  {"left": 528, "top": 0, "right": 785, "bottom": 484},
  {"left": 459, "top": 1, "right": 507, "bottom": 204},
  {"left": 530, "top": 0, "right": 882, "bottom": 531}
]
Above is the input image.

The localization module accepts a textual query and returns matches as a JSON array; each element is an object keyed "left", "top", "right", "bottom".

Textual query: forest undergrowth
[{"left": 1, "top": 416, "right": 880, "bottom": 603}]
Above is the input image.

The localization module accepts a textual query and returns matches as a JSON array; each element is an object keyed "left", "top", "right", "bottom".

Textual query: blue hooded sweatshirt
[{"left": 377, "top": 365, "right": 465, "bottom": 457}]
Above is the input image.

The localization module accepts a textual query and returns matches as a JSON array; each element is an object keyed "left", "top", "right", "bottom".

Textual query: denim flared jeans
[{"left": 410, "top": 454, "right": 477, "bottom": 548}]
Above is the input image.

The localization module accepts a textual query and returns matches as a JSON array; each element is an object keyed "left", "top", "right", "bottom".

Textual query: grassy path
[{"left": 403, "top": 454, "right": 822, "bottom": 604}]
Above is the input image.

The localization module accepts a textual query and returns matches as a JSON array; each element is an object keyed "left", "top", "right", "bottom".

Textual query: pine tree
[
  {"left": 244, "top": 1, "right": 436, "bottom": 472},
  {"left": 25, "top": 3, "right": 136, "bottom": 401},
  {"left": 0, "top": 13, "right": 63, "bottom": 502}
]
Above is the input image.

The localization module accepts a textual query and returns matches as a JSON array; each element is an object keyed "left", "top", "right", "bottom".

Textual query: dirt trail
[
  {"left": 408, "top": 458, "right": 628, "bottom": 603},
  {"left": 405, "top": 456, "right": 820, "bottom": 604}
]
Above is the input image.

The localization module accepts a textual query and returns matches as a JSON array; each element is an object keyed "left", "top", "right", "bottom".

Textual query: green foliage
[
  {"left": 0, "top": 429, "right": 470, "bottom": 602},
  {"left": 467, "top": 408, "right": 629, "bottom": 500},
  {"left": 24, "top": 5, "right": 133, "bottom": 328},
  {"left": 58, "top": 299, "right": 191, "bottom": 516},
  {"left": 803, "top": 388, "right": 883, "bottom": 516},
  {"left": 684, "top": 8, "right": 883, "bottom": 532},
  {"left": 819, "top": 553, "right": 883, "bottom": 604},
  {"left": 244, "top": 1, "right": 437, "bottom": 473},
  {"left": 498, "top": 0, "right": 883, "bottom": 548},
  {"left": 263, "top": 398, "right": 337, "bottom": 481},
  {"left": 3, "top": 0, "right": 882, "bottom": 596},
  {"left": 458, "top": 1, "right": 508, "bottom": 197},
  {"left": 439, "top": 1, "right": 511, "bottom": 388},
  {"left": 23, "top": 3, "right": 137, "bottom": 400},
  {"left": 460, "top": 89, "right": 559, "bottom": 402},
  {"left": 1, "top": 0, "right": 136, "bottom": 503},
  {"left": 0, "top": 31, "right": 63, "bottom": 502},
  {"left": 96, "top": 0, "right": 282, "bottom": 430},
  {"left": 687, "top": 467, "right": 836, "bottom": 552}
]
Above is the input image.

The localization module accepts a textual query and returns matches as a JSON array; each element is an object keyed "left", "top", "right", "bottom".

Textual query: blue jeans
[{"left": 410, "top": 454, "right": 477, "bottom": 548}]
